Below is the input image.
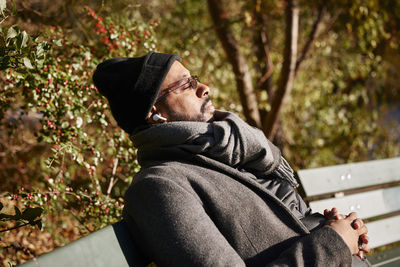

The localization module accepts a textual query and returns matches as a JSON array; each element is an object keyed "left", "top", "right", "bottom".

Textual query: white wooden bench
[
  {"left": 18, "top": 220, "right": 149, "bottom": 267},
  {"left": 297, "top": 157, "right": 400, "bottom": 267}
]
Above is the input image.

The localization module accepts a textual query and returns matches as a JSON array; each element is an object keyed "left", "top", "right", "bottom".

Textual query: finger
[
  {"left": 359, "top": 234, "right": 369, "bottom": 244},
  {"left": 331, "top": 207, "right": 338, "bottom": 214},
  {"left": 362, "top": 243, "right": 371, "bottom": 253},
  {"left": 346, "top": 212, "right": 358, "bottom": 221},
  {"left": 357, "top": 250, "right": 364, "bottom": 259},
  {"left": 358, "top": 242, "right": 371, "bottom": 254},
  {"left": 352, "top": 218, "right": 364, "bottom": 229},
  {"left": 335, "top": 214, "right": 346, "bottom": 220},
  {"left": 357, "top": 224, "right": 368, "bottom": 236},
  {"left": 324, "top": 209, "right": 330, "bottom": 217},
  {"left": 331, "top": 208, "right": 345, "bottom": 220},
  {"left": 324, "top": 208, "right": 341, "bottom": 220}
]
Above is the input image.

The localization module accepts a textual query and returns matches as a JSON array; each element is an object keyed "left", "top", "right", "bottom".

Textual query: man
[{"left": 93, "top": 52, "right": 371, "bottom": 266}]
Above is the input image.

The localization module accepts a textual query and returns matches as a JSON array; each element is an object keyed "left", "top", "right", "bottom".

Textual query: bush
[{"left": 0, "top": 4, "right": 158, "bottom": 264}]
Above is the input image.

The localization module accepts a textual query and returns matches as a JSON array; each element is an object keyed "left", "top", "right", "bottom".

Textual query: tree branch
[
  {"left": 64, "top": 0, "right": 92, "bottom": 44},
  {"left": 68, "top": 209, "right": 92, "bottom": 233},
  {"left": 18, "top": 1, "right": 59, "bottom": 26},
  {"left": 295, "top": 2, "right": 327, "bottom": 75},
  {"left": 319, "top": 8, "right": 343, "bottom": 37},
  {"left": 262, "top": 0, "right": 299, "bottom": 139},
  {"left": 106, "top": 158, "right": 119, "bottom": 197},
  {"left": 207, "top": 0, "right": 262, "bottom": 128},
  {"left": 0, "top": 222, "right": 29, "bottom": 233},
  {"left": 253, "top": 2, "right": 274, "bottom": 96}
]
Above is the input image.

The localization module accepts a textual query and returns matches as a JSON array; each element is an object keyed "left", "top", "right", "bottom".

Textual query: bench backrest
[
  {"left": 19, "top": 220, "right": 149, "bottom": 267},
  {"left": 297, "top": 157, "right": 400, "bottom": 249}
]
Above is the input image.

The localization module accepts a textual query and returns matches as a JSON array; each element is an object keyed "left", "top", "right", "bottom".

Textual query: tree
[
  {"left": 203, "top": 0, "right": 399, "bottom": 165},
  {"left": 206, "top": 0, "right": 330, "bottom": 140}
]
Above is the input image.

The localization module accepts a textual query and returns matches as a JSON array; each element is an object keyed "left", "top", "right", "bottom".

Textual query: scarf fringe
[{"left": 273, "top": 157, "right": 299, "bottom": 187}]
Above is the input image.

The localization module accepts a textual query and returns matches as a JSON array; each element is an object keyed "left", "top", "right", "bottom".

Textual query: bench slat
[
  {"left": 308, "top": 186, "right": 400, "bottom": 219},
  {"left": 298, "top": 157, "right": 400, "bottom": 197},
  {"left": 368, "top": 246, "right": 400, "bottom": 266},
  {"left": 367, "top": 215, "right": 400, "bottom": 249},
  {"left": 19, "top": 221, "right": 148, "bottom": 267}
]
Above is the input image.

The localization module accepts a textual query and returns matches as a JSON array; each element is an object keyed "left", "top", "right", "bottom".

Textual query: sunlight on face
[{"left": 155, "top": 61, "right": 215, "bottom": 122}]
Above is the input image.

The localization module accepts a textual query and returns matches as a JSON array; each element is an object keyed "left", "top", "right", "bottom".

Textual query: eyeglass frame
[{"left": 155, "top": 75, "right": 200, "bottom": 104}]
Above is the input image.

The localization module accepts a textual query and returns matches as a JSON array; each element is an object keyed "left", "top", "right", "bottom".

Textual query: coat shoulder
[{"left": 126, "top": 160, "right": 200, "bottom": 199}]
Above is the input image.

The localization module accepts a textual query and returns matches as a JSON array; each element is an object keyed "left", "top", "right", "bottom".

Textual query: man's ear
[
  {"left": 147, "top": 106, "right": 170, "bottom": 124},
  {"left": 146, "top": 106, "right": 158, "bottom": 124},
  {"left": 147, "top": 105, "right": 168, "bottom": 124}
]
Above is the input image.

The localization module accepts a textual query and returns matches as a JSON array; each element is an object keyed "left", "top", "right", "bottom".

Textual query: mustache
[{"left": 200, "top": 97, "right": 211, "bottom": 114}]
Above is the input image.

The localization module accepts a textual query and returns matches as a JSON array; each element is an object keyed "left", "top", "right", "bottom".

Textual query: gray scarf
[{"left": 132, "top": 110, "right": 298, "bottom": 187}]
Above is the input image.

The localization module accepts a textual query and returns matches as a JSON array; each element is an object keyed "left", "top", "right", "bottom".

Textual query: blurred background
[{"left": 1, "top": 0, "right": 399, "bottom": 265}]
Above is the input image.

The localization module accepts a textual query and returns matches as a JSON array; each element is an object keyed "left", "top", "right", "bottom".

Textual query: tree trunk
[
  {"left": 262, "top": 0, "right": 299, "bottom": 139},
  {"left": 207, "top": 0, "right": 261, "bottom": 128}
]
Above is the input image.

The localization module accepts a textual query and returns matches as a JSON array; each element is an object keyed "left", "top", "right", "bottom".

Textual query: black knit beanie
[{"left": 92, "top": 51, "right": 181, "bottom": 134}]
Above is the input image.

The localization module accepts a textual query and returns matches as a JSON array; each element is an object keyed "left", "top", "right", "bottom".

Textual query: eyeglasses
[{"left": 155, "top": 75, "right": 200, "bottom": 104}]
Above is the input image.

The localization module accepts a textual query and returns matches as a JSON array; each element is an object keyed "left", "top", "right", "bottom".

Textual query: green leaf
[
  {"left": 36, "top": 58, "right": 44, "bottom": 68},
  {"left": 36, "top": 42, "right": 45, "bottom": 56},
  {"left": 21, "top": 207, "right": 43, "bottom": 222},
  {"left": 53, "top": 39, "right": 62, "bottom": 46},
  {"left": 21, "top": 31, "right": 29, "bottom": 48},
  {"left": 76, "top": 154, "right": 83, "bottom": 164},
  {"left": 6, "top": 26, "right": 17, "bottom": 40},
  {"left": 11, "top": 0, "right": 17, "bottom": 14},
  {"left": 23, "top": 57, "right": 33, "bottom": 69}
]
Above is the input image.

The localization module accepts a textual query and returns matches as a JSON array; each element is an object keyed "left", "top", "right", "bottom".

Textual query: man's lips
[
  {"left": 205, "top": 100, "right": 215, "bottom": 112},
  {"left": 201, "top": 97, "right": 214, "bottom": 114}
]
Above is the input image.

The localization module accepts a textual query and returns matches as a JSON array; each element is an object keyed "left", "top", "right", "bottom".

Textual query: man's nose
[{"left": 196, "top": 83, "right": 210, "bottom": 98}]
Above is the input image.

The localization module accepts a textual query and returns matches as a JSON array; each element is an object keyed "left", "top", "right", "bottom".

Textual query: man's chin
[{"left": 206, "top": 110, "right": 216, "bottom": 122}]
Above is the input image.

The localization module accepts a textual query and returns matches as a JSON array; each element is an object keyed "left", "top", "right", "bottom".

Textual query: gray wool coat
[{"left": 123, "top": 153, "right": 353, "bottom": 267}]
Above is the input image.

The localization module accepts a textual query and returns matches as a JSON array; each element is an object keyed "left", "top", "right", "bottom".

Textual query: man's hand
[
  {"left": 325, "top": 212, "right": 370, "bottom": 256},
  {"left": 352, "top": 217, "right": 370, "bottom": 259},
  {"left": 324, "top": 208, "right": 371, "bottom": 258},
  {"left": 324, "top": 207, "right": 345, "bottom": 220}
]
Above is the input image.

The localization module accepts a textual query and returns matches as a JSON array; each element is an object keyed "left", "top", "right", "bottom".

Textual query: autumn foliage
[{"left": 1, "top": 4, "right": 157, "bottom": 265}]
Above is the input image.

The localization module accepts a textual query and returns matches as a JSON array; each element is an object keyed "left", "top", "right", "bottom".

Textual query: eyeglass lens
[
  {"left": 189, "top": 76, "right": 199, "bottom": 89},
  {"left": 156, "top": 76, "right": 200, "bottom": 103}
]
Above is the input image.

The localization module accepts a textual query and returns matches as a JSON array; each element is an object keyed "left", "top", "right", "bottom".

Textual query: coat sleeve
[
  {"left": 123, "top": 177, "right": 352, "bottom": 267},
  {"left": 266, "top": 226, "right": 352, "bottom": 267}
]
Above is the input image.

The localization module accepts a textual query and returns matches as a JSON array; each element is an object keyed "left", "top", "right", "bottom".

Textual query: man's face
[{"left": 154, "top": 61, "right": 215, "bottom": 122}]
